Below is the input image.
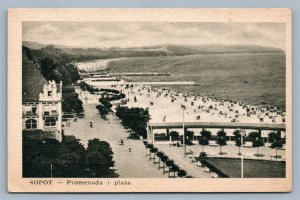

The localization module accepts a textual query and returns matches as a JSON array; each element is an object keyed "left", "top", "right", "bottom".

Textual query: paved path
[
  {"left": 155, "top": 144, "right": 211, "bottom": 178},
  {"left": 63, "top": 102, "right": 168, "bottom": 178}
]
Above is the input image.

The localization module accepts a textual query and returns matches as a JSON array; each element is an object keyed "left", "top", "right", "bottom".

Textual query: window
[
  {"left": 32, "top": 106, "right": 37, "bottom": 115},
  {"left": 25, "top": 119, "right": 37, "bottom": 129},
  {"left": 44, "top": 111, "right": 49, "bottom": 116},
  {"left": 45, "top": 117, "right": 56, "bottom": 127},
  {"left": 24, "top": 105, "right": 37, "bottom": 116},
  {"left": 51, "top": 110, "right": 57, "bottom": 115},
  {"left": 48, "top": 91, "right": 52, "bottom": 96}
]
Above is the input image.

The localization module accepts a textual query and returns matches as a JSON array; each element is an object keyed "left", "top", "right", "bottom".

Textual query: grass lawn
[
  {"left": 106, "top": 53, "right": 285, "bottom": 109},
  {"left": 206, "top": 157, "right": 286, "bottom": 178}
]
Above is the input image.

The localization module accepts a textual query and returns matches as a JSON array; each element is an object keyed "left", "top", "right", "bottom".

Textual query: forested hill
[
  {"left": 164, "top": 44, "right": 285, "bottom": 55},
  {"left": 22, "top": 45, "right": 80, "bottom": 86},
  {"left": 23, "top": 41, "right": 285, "bottom": 61}
]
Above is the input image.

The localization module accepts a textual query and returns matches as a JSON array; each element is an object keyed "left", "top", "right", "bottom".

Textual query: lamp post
[
  {"left": 182, "top": 107, "right": 186, "bottom": 156},
  {"left": 50, "top": 163, "right": 53, "bottom": 178},
  {"left": 240, "top": 129, "right": 246, "bottom": 179}
]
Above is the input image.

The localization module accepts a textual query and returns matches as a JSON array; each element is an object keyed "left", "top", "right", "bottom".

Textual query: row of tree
[
  {"left": 96, "top": 99, "right": 112, "bottom": 120},
  {"left": 197, "top": 129, "right": 283, "bottom": 157},
  {"left": 143, "top": 141, "right": 188, "bottom": 178},
  {"left": 23, "top": 134, "right": 116, "bottom": 178},
  {"left": 116, "top": 106, "right": 150, "bottom": 138},
  {"left": 79, "top": 81, "right": 126, "bottom": 101},
  {"left": 79, "top": 81, "right": 97, "bottom": 94},
  {"left": 168, "top": 130, "right": 194, "bottom": 145},
  {"left": 62, "top": 90, "right": 84, "bottom": 114},
  {"left": 39, "top": 57, "right": 80, "bottom": 85},
  {"left": 166, "top": 129, "right": 283, "bottom": 157},
  {"left": 98, "top": 88, "right": 120, "bottom": 94}
]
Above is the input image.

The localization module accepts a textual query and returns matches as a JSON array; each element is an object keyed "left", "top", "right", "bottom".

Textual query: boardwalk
[{"left": 63, "top": 102, "right": 168, "bottom": 178}]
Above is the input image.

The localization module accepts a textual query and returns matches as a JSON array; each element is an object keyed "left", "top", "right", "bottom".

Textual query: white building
[{"left": 22, "top": 80, "right": 63, "bottom": 142}]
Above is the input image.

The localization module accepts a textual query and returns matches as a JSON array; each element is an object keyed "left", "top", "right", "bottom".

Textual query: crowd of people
[{"left": 118, "top": 84, "right": 286, "bottom": 138}]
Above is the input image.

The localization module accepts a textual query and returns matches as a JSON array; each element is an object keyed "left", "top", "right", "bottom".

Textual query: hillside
[
  {"left": 165, "top": 44, "right": 284, "bottom": 55},
  {"left": 23, "top": 41, "right": 67, "bottom": 50},
  {"left": 22, "top": 45, "right": 80, "bottom": 86},
  {"left": 23, "top": 41, "right": 284, "bottom": 59}
]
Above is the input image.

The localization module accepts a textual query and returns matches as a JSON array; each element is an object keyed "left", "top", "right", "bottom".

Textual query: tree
[
  {"left": 115, "top": 106, "right": 150, "bottom": 138},
  {"left": 62, "top": 92, "right": 83, "bottom": 114},
  {"left": 55, "top": 139, "right": 86, "bottom": 177},
  {"left": 143, "top": 141, "right": 148, "bottom": 146},
  {"left": 143, "top": 141, "right": 149, "bottom": 156},
  {"left": 96, "top": 99, "right": 112, "bottom": 120},
  {"left": 268, "top": 132, "right": 283, "bottom": 158},
  {"left": 40, "top": 57, "right": 55, "bottom": 78},
  {"left": 156, "top": 151, "right": 164, "bottom": 168},
  {"left": 85, "top": 150, "right": 109, "bottom": 177},
  {"left": 184, "top": 130, "right": 194, "bottom": 145},
  {"left": 169, "top": 131, "right": 179, "bottom": 143},
  {"left": 233, "top": 130, "right": 245, "bottom": 155},
  {"left": 177, "top": 169, "right": 187, "bottom": 178},
  {"left": 86, "top": 139, "right": 115, "bottom": 176},
  {"left": 146, "top": 143, "right": 154, "bottom": 159},
  {"left": 198, "top": 130, "right": 212, "bottom": 152},
  {"left": 99, "top": 99, "right": 112, "bottom": 109},
  {"left": 96, "top": 105, "right": 110, "bottom": 119},
  {"left": 23, "top": 133, "right": 88, "bottom": 178},
  {"left": 22, "top": 132, "right": 117, "bottom": 178},
  {"left": 23, "top": 137, "right": 60, "bottom": 177},
  {"left": 165, "top": 159, "right": 175, "bottom": 177},
  {"left": 55, "top": 152, "right": 84, "bottom": 177},
  {"left": 249, "top": 132, "right": 265, "bottom": 156},
  {"left": 150, "top": 147, "right": 158, "bottom": 164},
  {"left": 135, "top": 127, "right": 147, "bottom": 139},
  {"left": 160, "top": 155, "right": 169, "bottom": 174},
  {"left": 216, "top": 130, "right": 227, "bottom": 155},
  {"left": 170, "top": 164, "right": 180, "bottom": 178}
]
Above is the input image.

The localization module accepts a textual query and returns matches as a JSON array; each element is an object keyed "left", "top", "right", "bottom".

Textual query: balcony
[
  {"left": 43, "top": 111, "right": 59, "bottom": 117},
  {"left": 22, "top": 111, "right": 38, "bottom": 118}
]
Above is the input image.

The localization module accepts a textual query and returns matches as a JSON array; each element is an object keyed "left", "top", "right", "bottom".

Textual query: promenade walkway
[
  {"left": 63, "top": 102, "right": 168, "bottom": 178},
  {"left": 155, "top": 144, "right": 211, "bottom": 178}
]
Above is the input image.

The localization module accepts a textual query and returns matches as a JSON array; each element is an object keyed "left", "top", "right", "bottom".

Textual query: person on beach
[
  {"left": 90, "top": 121, "right": 93, "bottom": 128},
  {"left": 128, "top": 145, "right": 132, "bottom": 152}
]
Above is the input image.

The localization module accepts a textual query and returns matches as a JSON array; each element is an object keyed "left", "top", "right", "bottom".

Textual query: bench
[
  {"left": 204, "top": 167, "right": 210, "bottom": 173},
  {"left": 185, "top": 149, "right": 194, "bottom": 155},
  {"left": 243, "top": 142, "right": 253, "bottom": 148},
  {"left": 196, "top": 161, "right": 202, "bottom": 167},
  {"left": 209, "top": 141, "right": 218, "bottom": 147},
  {"left": 212, "top": 173, "right": 219, "bottom": 178}
]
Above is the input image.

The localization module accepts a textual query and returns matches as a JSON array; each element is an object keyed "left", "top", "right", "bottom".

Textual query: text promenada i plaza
[
  {"left": 66, "top": 180, "right": 131, "bottom": 186},
  {"left": 66, "top": 180, "right": 103, "bottom": 185}
]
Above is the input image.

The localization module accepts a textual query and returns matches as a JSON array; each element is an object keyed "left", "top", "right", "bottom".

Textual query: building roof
[
  {"left": 22, "top": 62, "right": 47, "bottom": 102},
  {"left": 148, "top": 122, "right": 286, "bottom": 131}
]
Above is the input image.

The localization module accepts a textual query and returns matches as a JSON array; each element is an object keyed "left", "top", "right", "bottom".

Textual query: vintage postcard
[{"left": 8, "top": 8, "right": 292, "bottom": 192}]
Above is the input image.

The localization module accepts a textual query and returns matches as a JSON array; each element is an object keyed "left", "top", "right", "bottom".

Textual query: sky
[{"left": 23, "top": 22, "right": 286, "bottom": 50}]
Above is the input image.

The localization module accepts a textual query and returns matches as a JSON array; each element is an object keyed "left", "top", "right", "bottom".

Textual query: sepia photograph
[{"left": 8, "top": 8, "right": 292, "bottom": 192}]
